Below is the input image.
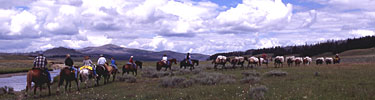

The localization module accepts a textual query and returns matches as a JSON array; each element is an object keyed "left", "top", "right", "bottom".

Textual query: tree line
[{"left": 209, "top": 36, "right": 375, "bottom": 60}]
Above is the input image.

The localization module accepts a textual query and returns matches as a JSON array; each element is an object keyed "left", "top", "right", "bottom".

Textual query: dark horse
[
  {"left": 180, "top": 59, "right": 199, "bottom": 70},
  {"left": 96, "top": 64, "right": 110, "bottom": 85},
  {"left": 57, "top": 66, "right": 80, "bottom": 93},
  {"left": 25, "top": 68, "right": 51, "bottom": 97},
  {"left": 122, "top": 61, "right": 143, "bottom": 76},
  {"left": 156, "top": 58, "right": 177, "bottom": 71}
]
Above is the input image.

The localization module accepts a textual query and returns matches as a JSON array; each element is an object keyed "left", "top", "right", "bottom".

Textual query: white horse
[{"left": 79, "top": 65, "right": 96, "bottom": 88}]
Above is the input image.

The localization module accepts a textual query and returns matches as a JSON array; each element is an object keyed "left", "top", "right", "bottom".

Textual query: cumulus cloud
[{"left": 0, "top": 0, "right": 373, "bottom": 54}]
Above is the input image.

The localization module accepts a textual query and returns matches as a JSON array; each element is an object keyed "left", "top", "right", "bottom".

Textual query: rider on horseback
[
  {"left": 110, "top": 57, "right": 118, "bottom": 70},
  {"left": 65, "top": 54, "right": 77, "bottom": 79},
  {"left": 161, "top": 54, "right": 169, "bottom": 65},
  {"left": 128, "top": 56, "right": 137, "bottom": 68},
  {"left": 186, "top": 53, "right": 192, "bottom": 64},
  {"left": 83, "top": 56, "right": 96, "bottom": 76},
  {"left": 97, "top": 54, "right": 107, "bottom": 70},
  {"left": 33, "top": 52, "right": 51, "bottom": 83}
]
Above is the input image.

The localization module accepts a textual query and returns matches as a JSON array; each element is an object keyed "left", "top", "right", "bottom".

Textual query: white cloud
[
  {"left": 10, "top": 10, "right": 37, "bottom": 34},
  {"left": 350, "top": 30, "right": 375, "bottom": 37},
  {"left": 214, "top": 0, "right": 293, "bottom": 33},
  {"left": 0, "top": 0, "right": 374, "bottom": 55}
]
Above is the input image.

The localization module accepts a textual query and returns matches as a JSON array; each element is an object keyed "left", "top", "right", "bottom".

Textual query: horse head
[{"left": 170, "top": 58, "right": 177, "bottom": 64}]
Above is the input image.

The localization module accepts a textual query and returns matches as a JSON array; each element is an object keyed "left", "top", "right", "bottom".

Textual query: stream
[{"left": 0, "top": 70, "right": 60, "bottom": 91}]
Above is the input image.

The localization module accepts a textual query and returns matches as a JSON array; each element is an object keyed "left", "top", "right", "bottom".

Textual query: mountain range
[{"left": 39, "top": 44, "right": 209, "bottom": 61}]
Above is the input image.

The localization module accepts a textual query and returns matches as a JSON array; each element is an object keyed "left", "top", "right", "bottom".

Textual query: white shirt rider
[{"left": 97, "top": 56, "right": 106, "bottom": 65}]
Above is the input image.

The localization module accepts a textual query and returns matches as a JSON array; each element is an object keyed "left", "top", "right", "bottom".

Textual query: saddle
[
  {"left": 80, "top": 65, "right": 93, "bottom": 70},
  {"left": 32, "top": 67, "right": 48, "bottom": 76}
]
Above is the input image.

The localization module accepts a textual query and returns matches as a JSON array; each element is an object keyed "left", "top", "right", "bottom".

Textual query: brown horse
[
  {"left": 104, "top": 63, "right": 117, "bottom": 82},
  {"left": 212, "top": 58, "right": 229, "bottom": 70},
  {"left": 156, "top": 58, "right": 177, "bottom": 71},
  {"left": 57, "top": 66, "right": 80, "bottom": 93},
  {"left": 122, "top": 62, "right": 139, "bottom": 76},
  {"left": 25, "top": 68, "right": 51, "bottom": 97}
]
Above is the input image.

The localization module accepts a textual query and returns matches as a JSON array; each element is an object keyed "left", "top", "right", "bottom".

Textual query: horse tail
[{"left": 26, "top": 70, "right": 33, "bottom": 91}]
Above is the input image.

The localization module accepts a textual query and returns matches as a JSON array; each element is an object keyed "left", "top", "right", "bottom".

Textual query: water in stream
[{"left": 0, "top": 70, "right": 60, "bottom": 91}]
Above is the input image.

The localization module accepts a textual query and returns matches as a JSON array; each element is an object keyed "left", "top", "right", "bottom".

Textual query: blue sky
[{"left": 0, "top": 0, "right": 374, "bottom": 54}]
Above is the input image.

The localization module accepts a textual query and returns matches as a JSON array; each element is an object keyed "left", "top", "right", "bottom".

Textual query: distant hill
[
  {"left": 43, "top": 47, "right": 83, "bottom": 57},
  {"left": 78, "top": 44, "right": 209, "bottom": 61}
]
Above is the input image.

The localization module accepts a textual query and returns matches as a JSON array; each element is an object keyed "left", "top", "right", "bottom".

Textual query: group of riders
[{"left": 33, "top": 52, "right": 193, "bottom": 83}]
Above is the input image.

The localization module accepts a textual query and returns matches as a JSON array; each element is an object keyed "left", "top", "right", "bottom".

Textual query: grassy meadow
[{"left": 1, "top": 57, "right": 374, "bottom": 100}]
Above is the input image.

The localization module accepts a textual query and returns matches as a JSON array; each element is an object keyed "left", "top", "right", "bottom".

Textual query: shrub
[
  {"left": 141, "top": 67, "right": 174, "bottom": 78},
  {"left": 240, "top": 76, "right": 261, "bottom": 84},
  {"left": 193, "top": 72, "right": 236, "bottom": 85},
  {"left": 249, "top": 85, "right": 268, "bottom": 100},
  {"left": 242, "top": 70, "right": 260, "bottom": 77},
  {"left": 159, "top": 76, "right": 193, "bottom": 88},
  {"left": 264, "top": 70, "right": 288, "bottom": 77},
  {"left": 117, "top": 74, "right": 136, "bottom": 83}
]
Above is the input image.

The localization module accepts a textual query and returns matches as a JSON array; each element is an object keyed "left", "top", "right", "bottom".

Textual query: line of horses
[
  {"left": 212, "top": 55, "right": 341, "bottom": 70},
  {"left": 24, "top": 58, "right": 199, "bottom": 97}
]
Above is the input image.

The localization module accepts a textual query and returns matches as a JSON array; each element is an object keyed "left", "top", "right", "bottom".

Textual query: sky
[{"left": 0, "top": 0, "right": 375, "bottom": 55}]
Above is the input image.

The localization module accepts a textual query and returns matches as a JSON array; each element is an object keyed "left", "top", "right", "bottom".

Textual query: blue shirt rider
[{"left": 111, "top": 57, "right": 118, "bottom": 70}]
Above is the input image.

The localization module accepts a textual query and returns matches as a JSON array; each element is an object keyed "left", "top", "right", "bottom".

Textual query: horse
[
  {"left": 156, "top": 58, "right": 177, "bottom": 71},
  {"left": 294, "top": 57, "right": 303, "bottom": 67},
  {"left": 212, "top": 57, "right": 228, "bottom": 70},
  {"left": 180, "top": 59, "right": 199, "bottom": 70},
  {"left": 57, "top": 66, "right": 80, "bottom": 93},
  {"left": 246, "top": 57, "right": 259, "bottom": 68},
  {"left": 286, "top": 57, "right": 294, "bottom": 67},
  {"left": 104, "top": 63, "right": 117, "bottom": 82},
  {"left": 79, "top": 65, "right": 96, "bottom": 88},
  {"left": 95, "top": 64, "right": 110, "bottom": 85},
  {"left": 135, "top": 61, "right": 143, "bottom": 69},
  {"left": 274, "top": 56, "right": 284, "bottom": 68},
  {"left": 25, "top": 68, "right": 51, "bottom": 97},
  {"left": 122, "top": 62, "right": 141, "bottom": 76},
  {"left": 316, "top": 57, "right": 324, "bottom": 65},
  {"left": 229, "top": 57, "right": 245, "bottom": 69},
  {"left": 260, "top": 58, "right": 269, "bottom": 67},
  {"left": 325, "top": 57, "right": 333, "bottom": 65}
]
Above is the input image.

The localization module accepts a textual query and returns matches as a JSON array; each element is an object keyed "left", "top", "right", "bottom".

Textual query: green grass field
[{"left": 1, "top": 60, "right": 374, "bottom": 100}]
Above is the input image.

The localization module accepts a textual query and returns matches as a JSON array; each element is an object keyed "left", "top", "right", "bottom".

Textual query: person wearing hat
[
  {"left": 97, "top": 54, "right": 107, "bottom": 68},
  {"left": 33, "top": 52, "right": 51, "bottom": 83},
  {"left": 65, "top": 54, "right": 78, "bottom": 79},
  {"left": 83, "top": 56, "right": 97, "bottom": 76},
  {"left": 128, "top": 56, "right": 136, "bottom": 68}
]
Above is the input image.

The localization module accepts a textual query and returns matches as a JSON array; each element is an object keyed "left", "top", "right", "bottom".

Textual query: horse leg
[
  {"left": 65, "top": 80, "right": 68, "bottom": 92},
  {"left": 75, "top": 79, "right": 80, "bottom": 91},
  {"left": 48, "top": 83, "right": 51, "bottom": 96},
  {"left": 113, "top": 72, "right": 116, "bottom": 82},
  {"left": 96, "top": 76, "right": 100, "bottom": 86},
  {"left": 135, "top": 69, "right": 138, "bottom": 76},
  {"left": 68, "top": 81, "right": 72, "bottom": 92},
  {"left": 39, "top": 84, "right": 42, "bottom": 97},
  {"left": 33, "top": 85, "right": 37, "bottom": 96}
]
